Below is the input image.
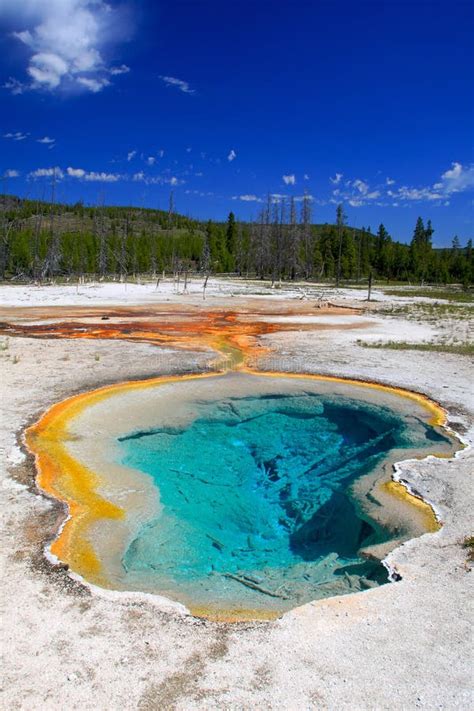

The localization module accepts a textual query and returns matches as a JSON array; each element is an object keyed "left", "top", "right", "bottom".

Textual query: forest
[{"left": 0, "top": 193, "right": 472, "bottom": 286}]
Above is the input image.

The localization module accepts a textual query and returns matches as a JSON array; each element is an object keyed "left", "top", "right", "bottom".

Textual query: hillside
[{"left": 1, "top": 195, "right": 472, "bottom": 285}]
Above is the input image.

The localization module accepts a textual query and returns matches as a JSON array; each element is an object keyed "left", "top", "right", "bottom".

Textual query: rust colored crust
[{"left": 0, "top": 304, "right": 369, "bottom": 369}]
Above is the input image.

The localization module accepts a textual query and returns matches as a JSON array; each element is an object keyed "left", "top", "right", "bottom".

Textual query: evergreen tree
[{"left": 225, "top": 212, "right": 236, "bottom": 270}]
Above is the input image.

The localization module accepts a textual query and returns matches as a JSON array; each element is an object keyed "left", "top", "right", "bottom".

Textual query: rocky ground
[{"left": 0, "top": 279, "right": 472, "bottom": 710}]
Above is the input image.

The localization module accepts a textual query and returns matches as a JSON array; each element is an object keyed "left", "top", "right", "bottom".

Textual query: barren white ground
[{"left": 1, "top": 279, "right": 472, "bottom": 710}]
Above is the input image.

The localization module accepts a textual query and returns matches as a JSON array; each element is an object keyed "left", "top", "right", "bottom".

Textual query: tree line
[{"left": 1, "top": 193, "right": 472, "bottom": 286}]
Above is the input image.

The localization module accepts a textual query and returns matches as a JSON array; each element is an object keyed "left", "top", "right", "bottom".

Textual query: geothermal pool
[{"left": 28, "top": 372, "right": 456, "bottom": 619}]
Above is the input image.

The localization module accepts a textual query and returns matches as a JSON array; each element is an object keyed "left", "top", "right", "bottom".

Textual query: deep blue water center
[{"left": 118, "top": 392, "right": 448, "bottom": 613}]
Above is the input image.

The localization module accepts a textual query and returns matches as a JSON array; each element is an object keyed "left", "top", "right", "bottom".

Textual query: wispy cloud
[
  {"left": 353, "top": 179, "right": 369, "bottom": 195},
  {"left": 227, "top": 149, "right": 237, "bottom": 162},
  {"left": 76, "top": 77, "right": 110, "bottom": 93},
  {"left": 66, "top": 166, "right": 120, "bottom": 182},
  {"left": 159, "top": 75, "right": 195, "bottom": 94},
  {"left": 109, "top": 64, "right": 130, "bottom": 76},
  {"left": 282, "top": 174, "right": 296, "bottom": 186},
  {"left": 146, "top": 156, "right": 156, "bottom": 166},
  {"left": 3, "top": 169, "right": 20, "bottom": 178},
  {"left": 127, "top": 150, "right": 137, "bottom": 162},
  {"left": 3, "top": 131, "right": 28, "bottom": 141},
  {"left": 330, "top": 173, "right": 343, "bottom": 185},
  {"left": 330, "top": 161, "right": 474, "bottom": 209},
  {"left": 1, "top": 0, "right": 131, "bottom": 95},
  {"left": 29, "top": 167, "right": 64, "bottom": 179},
  {"left": 132, "top": 172, "right": 184, "bottom": 186},
  {"left": 232, "top": 194, "right": 263, "bottom": 202},
  {"left": 391, "top": 186, "right": 443, "bottom": 202},
  {"left": 3, "top": 78, "right": 26, "bottom": 95},
  {"left": 84, "top": 171, "right": 120, "bottom": 182},
  {"left": 37, "top": 136, "right": 55, "bottom": 145},
  {"left": 384, "top": 163, "right": 474, "bottom": 206}
]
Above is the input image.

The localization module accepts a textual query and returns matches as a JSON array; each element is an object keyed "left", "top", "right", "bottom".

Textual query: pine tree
[
  {"left": 335, "top": 204, "right": 346, "bottom": 286},
  {"left": 410, "top": 217, "right": 433, "bottom": 283},
  {"left": 225, "top": 212, "right": 236, "bottom": 270}
]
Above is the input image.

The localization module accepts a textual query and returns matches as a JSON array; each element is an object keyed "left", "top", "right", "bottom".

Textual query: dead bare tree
[
  {"left": 289, "top": 196, "right": 298, "bottom": 280},
  {"left": 95, "top": 192, "right": 108, "bottom": 280},
  {"left": 41, "top": 169, "right": 60, "bottom": 281},
  {"left": 301, "top": 192, "right": 313, "bottom": 280}
]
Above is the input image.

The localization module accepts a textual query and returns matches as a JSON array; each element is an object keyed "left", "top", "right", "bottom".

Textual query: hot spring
[{"left": 28, "top": 372, "right": 456, "bottom": 619}]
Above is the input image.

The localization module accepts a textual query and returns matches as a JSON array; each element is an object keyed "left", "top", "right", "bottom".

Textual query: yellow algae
[
  {"left": 243, "top": 369, "right": 447, "bottom": 427},
  {"left": 382, "top": 480, "right": 441, "bottom": 533},
  {"left": 188, "top": 606, "right": 281, "bottom": 622}
]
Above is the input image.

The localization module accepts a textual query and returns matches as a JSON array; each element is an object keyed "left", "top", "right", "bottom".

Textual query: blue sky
[{"left": 1, "top": 0, "right": 473, "bottom": 245}]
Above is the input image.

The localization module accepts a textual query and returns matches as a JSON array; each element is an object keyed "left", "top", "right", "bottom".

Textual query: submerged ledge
[{"left": 25, "top": 369, "right": 458, "bottom": 621}]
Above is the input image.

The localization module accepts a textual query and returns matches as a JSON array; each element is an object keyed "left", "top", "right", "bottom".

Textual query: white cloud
[
  {"left": 66, "top": 166, "right": 86, "bottom": 178},
  {"left": 127, "top": 150, "right": 136, "bottom": 162},
  {"left": 29, "top": 166, "right": 64, "bottom": 179},
  {"left": 76, "top": 76, "right": 110, "bottom": 93},
  {"left": 385, "top": 162, "right": 474, "bottom": 206},
  {"left": 84, "top": 171, "right": 120, "bottom": 182},
  {"left": 109, "top": 64, "right": 130, "bottom": 76},
  {"left": 396, "top": 186, "right": 444, "bottom": 201},
  {"left": 353, "top": 179, "right": 368, "bottom": 195},
  {"left": 67, "top": 166, "right": 120, "bottom": 182},
  {"left": 159, "top": 75, "right": 195, "bottom": 94},
  {"left": 131, "top": 172, "right": 184, "bottom": 186},
  {"left": 37, "top": 136, "right": 55, "bottom": 144},
  {"left": 330, "top": 173, "right": 343, "bottom": 185},
  {"left": 232, "top": 194, "right": 262, "bottom": 202},
  {"left": 435, "top": 161, "right": 474, "bottom": 194},
  {"left": 3, "top": 131, "right": 28, "bottom": 141},
  {"left": 158, "top": 149, "right": 165, "bottom": 158},
  {"left": 3, "top": 78, "right": 26, "bottom": 94},
  {"left": 282, "top": 174, "right": 296, "bottom": 185},
  {"left": 3, "top": 169, "right": 20, "bottom": 178},
  {"left": 386, "top": 177, "right": 395, "bottom": 185},
  {"left": 146, "top": 156, "right": 156, "bottom": 166},
  {"left": 303, "top": 173, "right": 310, "bottom": 180},
  {"left": 2, "top": 0, "right": 130, "bottom": 94},
  {"left": 227, "top": 149, "right": 237, "bottom": 162}
]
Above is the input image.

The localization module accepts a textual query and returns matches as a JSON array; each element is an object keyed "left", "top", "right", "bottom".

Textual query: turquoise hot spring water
[{"left": 116, "top": 387, "right": 452, "bottom": 616}]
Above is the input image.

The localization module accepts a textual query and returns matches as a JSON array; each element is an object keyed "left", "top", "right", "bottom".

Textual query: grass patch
[
  {"left": 378, "top": 303, "right": 474, "bottom": 322},
  {"left": 357, "top": 340, "right": 474, "bottom": 356},
  {"left": 382, "top": 288, "right": 473, "bottom": 303},
  {"left": 462, "top": 536, "right": 474, "bottom": 563}
]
